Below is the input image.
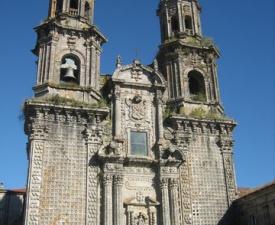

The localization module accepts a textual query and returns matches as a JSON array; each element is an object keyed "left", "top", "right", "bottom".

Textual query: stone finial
[
  {"left": 153, "top": 59, "right": 158, "bottom": 71},
  {"left": 0, "top": 182, "right": 4, "bottom": 189},
  {"left": 116, "top": 55, "right": 122, "bottom": 68}
]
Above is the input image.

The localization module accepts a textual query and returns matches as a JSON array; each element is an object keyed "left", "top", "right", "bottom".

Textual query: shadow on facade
[
  {"left": 0, "top": 190, "right": 25, "bottom": 225},
  {"left": 218, "top": 202, "right": 237, "bottom": 225}
]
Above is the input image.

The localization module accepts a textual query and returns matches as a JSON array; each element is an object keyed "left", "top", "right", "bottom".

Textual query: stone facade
[
  {"left": 23, "top": 0, "right": 238, "bottom": 224},
  {"left": 234, "top": 182, "right": 275, "bottom": 225}
]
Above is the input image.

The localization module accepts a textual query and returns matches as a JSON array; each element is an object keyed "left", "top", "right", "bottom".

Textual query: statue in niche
[
  {"left": 126, "top": 95, "right": 146, "bottom": 121},
  {"left": 137, "top": 213, "right": 145, "bottom": 225}
]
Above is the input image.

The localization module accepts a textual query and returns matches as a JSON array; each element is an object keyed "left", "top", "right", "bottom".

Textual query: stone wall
[
  {"left": 0, "top": 188, "right": 25, "bottom": 225},
  {"left": 235, "top": 182, "right": 275, "bottom": 225}
]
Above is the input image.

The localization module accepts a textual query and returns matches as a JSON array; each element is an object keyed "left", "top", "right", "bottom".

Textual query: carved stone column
[
  {"left": 85, "top": 125, "right": 102, "bottom": 225},
  {"left": 113, "top": 175, "right": 124, "bottom": 225},
  {"left": 103, "top": 175, "right": 113, "bottom": 225},
  {"left": 114, "top": 86, "right": 121, "bottom": 137},
  {"left": 160, "top": 178, "right": 171, "bottom": 225},
  {"left": 127, "top": 211, "right": 134, "bottom": 225},
  {"left": 169, "top": 178, "right": 180, "bottom": 225},
  {"left": 219, "top": 135, "right": 237, "bottom": 206},
  {"left": 156, "top": 90, "right": 164, "bottom": 140},
  {"left": 85, "top": 40, "right": 91, "bottom": 86},
  {"left": 24, "top": 123, "right": 49, "bottom": 225},
  {"left": 149, "top": 210, "right": 156, "bottom": 225}
]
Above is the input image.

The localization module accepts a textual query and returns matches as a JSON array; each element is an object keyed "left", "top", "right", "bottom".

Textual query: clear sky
[{"left": 0, "top": 0, "right": 274, "bottom": 189}]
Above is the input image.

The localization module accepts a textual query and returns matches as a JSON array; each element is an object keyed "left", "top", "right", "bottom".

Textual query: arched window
[
  {"left": 188, "top": 70, "right": 206, "bottom": 101},
  {"left": 60, "top": 55, "right": 80, "bottom": 84},
  {"left": 55, "top": 0, "right": 63, "bottom": 15},
  {"left": 70, "top": 0, "right": 78, "bottom": 10},
  {"left": 185, "top": 16, "right": 193, "bottom": 30},
  {"left": 171, "top": 16, "right": 179, "bottom": 32}
]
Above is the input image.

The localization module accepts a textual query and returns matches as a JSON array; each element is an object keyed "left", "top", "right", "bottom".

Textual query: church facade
[{"left": 23, "top": 0, "right": 238, "bottom": 224}]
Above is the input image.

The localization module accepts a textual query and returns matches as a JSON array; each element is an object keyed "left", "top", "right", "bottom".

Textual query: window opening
[
  {"left": 55, "top": 0, "right": 63, "bottom": 15},
  {"left": 60, "top": 56, "right": 80, "bottom": 84},
  {"left": 171, "top": 16, "right": 179, "bottom": 32},
  {"left": 130, "top": 132, "right": 147, "bottom": 156},
  {"left": 185, "top": 16, "right": 193, "bottom": 30},
  {"left": 85, "top": 2, "right": 91, "bottom": 18},
  {"left": 188, "top": 70, "right": 206, "bottom": 101},
  {"left": 70, "top": 0, "right": 78, "bottom": 9}
]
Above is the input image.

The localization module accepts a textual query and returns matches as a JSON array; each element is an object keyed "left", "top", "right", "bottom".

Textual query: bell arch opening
[
  {"left": 55, "top": 0, "right": 63, "bottom": 15},
  {"left": 85, "top": 1, "right": 91, "bottom": 18},
  {"left": 188, "top": 70, "right": 206, "bottom": 101},
  {"left": 185, "top": 16, "right": 193, "bottom": 30},
  {"left": 60, "top": 55, "right": 80, "bottom": 84},
  {"left": 171, "top": 16, "right": 179, "bottom": 34},
  {"left": 70, "top": 0, "right": 78, "bottom": 10}
]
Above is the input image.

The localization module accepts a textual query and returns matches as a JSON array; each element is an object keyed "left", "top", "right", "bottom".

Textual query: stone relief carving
[
  {"left": 183, "top": 5, "right": 191, "bottom": 15},
  {"left": 131, "top": 59, "right": 143, "bottom": 81},
  {"left": 125, "top": 177, "right": 154, "bottom": 191},
  {"left": 126, "top": 95, "right": 147, "bottom": 121}
]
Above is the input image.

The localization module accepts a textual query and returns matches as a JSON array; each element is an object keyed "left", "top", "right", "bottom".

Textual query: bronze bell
[{"left": 61, "top": 58, "right": 77, "bottom": 82}]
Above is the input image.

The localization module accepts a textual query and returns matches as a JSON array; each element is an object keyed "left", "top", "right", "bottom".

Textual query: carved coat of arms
[{"left": 126, "top": 95, "right": 146, "bottom": 121}]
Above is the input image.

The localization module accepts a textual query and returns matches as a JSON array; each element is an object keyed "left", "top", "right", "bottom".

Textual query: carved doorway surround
[{"left": 124, "top": 194, "right": 159, "bottom": 225}]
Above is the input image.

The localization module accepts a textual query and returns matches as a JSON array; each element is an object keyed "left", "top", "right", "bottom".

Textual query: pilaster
[
  {"left": 169, "top": 178, "right": 180, "bottom": 225},
  {"left": 114, "top": 85, "right": 121, "bottom": 138},
  {"left": 156, "top": 90, "right": 164, "bottom": 140},
  {"left": 113, "top": 175, "right": 124, "bottom": 225},
  {"left": 159, "top": 178, "right": 171, "bottom": 225},
  {"left": 219, "top": 135, "right": 237, "bottom": 206},
  {"left": 103, "top": 175, "right": 113, "bottom": 225},
  {"left": 24, "top": 124, "right": 49, "bottom": 225},
  {"left": 85, "top": 125, "right": 102, "bottom": 225}
]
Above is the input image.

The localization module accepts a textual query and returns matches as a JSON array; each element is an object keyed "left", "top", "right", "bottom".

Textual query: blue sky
[{"left": 0, "top": 0, "right": 274, "bottom": 189}]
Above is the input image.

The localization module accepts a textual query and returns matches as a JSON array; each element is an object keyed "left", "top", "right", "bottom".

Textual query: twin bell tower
[{"left": 23, "top": 0, "right": 237, "bottom": 225}]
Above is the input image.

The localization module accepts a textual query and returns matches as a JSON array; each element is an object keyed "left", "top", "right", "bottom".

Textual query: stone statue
[{"left": 137, "top": 213, "right": 145, "bottom": 225}]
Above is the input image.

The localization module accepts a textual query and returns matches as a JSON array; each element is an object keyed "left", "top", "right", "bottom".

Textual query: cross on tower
[{"left": 133, "top": 48, "right": 140, "bottom": 59}]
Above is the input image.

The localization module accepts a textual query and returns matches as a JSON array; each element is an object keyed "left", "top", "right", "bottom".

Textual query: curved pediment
[{"left": 112, "top": 59, "right": 166, "bottom": 88}]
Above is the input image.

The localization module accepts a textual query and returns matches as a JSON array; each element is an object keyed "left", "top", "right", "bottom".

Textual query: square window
[{"left": 130, "top": 132, "right": 148, "bottom": 156}]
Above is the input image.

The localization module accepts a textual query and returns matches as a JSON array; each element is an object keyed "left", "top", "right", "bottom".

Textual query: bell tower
[
  {"left": 33, "top": 0, "right": 107, "bottom": 103},
  {"left": 156, "top": 1, "right": 238, "bottom": 224},
  {"left": 23, "top": 1, "right": 109, "bottom": 224},
  {"left": 158, "top": 0, "right": 202, "bottom": 43},
  {"left": 157, "top": 0, "right": 222, "bottom": 115}
]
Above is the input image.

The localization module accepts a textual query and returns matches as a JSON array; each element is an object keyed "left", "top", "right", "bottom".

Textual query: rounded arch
[
  {"left": 85, "top": 1, "right": 91, "bottom": 11},
  {"left": 58, "top": 48, "right": 86, "bottom": 65},
  {"left": 187, "top": 70, "right": 206, "bottom": 101},
  {"left": 55, "top": 0, "right": 63, "bottom": 15},
  {"left": 60, "top": 54, "right": 80, "bottom": 84},
  {"left": 171, "top": 16, "right": 179, "bottom": 32},
  {"left": 185, "top": 15, "right": 193, "bottom": 30}
]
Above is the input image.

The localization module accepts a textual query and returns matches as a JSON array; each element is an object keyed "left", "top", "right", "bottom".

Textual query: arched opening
[
  {"left": 185, "top": 16, "right": 193, "bottom": 30},
  {"left": 85, "top": 1, "right": 91, "bottom": 18},
  {"left": 55, "top": 0, "right": 63, "bottom": 15},
  {"left": 188, "top": 70, "right": 206, "bottom": 101},
  {"left": 70, "top": 0, "right": 78, "bottom": 10},
  {"left": 60, "top": 55, "right": 80, "bottom": 84},
  {"left": 171, "top": 16, "right": 179, "bottom": 33}
]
